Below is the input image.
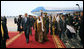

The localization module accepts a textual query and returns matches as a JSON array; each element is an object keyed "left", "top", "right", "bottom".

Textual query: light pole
[
  {"left": 76, "top": 4, "right": 81, "bottom": 11},
  {"left": 76, "top": 4, "right": 81, "bottom": 16}
]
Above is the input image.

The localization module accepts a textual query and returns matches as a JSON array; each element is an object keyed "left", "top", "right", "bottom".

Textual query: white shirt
[{"left": 24, "top": 17, "right": 27, "bottom": 23}]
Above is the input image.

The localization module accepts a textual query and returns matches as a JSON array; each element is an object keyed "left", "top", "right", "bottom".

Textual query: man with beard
[{"left": 34, "top": 11, "right": 48, "bottom": 43}]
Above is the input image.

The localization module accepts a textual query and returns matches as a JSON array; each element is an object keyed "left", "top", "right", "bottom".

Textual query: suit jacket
[
  {"left": 18, "top": 17, "right": 22, "bottom": 25},
  {"left": 14, "top": 18, "right": 17, "bottom": 24},
  {"left": 59, "top": 19, "right": 66, "bottom": 32},
  {"left": 20, "top": 17, "right": 30, "bottom": 30},
  {"left": 45, "top": 17, "right": 49, "bottom": 28},
  {"left": 29, "top": 17, "right": 34, "bottom": 27}
]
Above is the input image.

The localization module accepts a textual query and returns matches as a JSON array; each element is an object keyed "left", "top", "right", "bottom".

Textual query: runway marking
[{"left": 6, "top": 32, "right": 23, "bottom": 47}]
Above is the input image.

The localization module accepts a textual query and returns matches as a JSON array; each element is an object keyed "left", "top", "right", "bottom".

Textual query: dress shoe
[{"left": 26, "top": 39, "right": 29, "bottom": 43}]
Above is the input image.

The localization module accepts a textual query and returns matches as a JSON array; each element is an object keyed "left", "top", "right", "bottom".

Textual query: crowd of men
[
  {"left": 14, "top": 11, "right": 83, "bottom": 44},
  {"left": 14, "top": 12, "right": 49, "bottom": 43},
  {"left": 1, "top": 11, "right": 83, "bottom": 48},
  {"left": 50, "top": 11, "right": 83, "bottom": 44}
]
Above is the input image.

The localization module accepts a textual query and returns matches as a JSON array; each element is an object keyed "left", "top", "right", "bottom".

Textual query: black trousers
[
  {"left": 55, "top": 29, "right": 58, "bottom": 35},
  {"left": 66, "top": 29, "right": 72, "bottom": 39},
  {"left": 24, "top": 28, "right": 30, "bottom": 41},
  {"left": 46, "top": 27, "right": 49, "bottom": 35},
  {"left": 79, "top": 30, "right": 83, "bottom": 44},
  {"left": 1, "top": 38, "right": 6, "bottom": 48},
  {"left": 50, "top": 25, "right": 53, "bottom": 35}
]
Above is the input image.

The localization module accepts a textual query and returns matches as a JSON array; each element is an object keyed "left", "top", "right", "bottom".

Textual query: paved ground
[
  {"left": 61, "top": 32, "right": 83, "bottom": 48},
  {"left": 7, "top": 17, "right": 17, "bottom": 31}
]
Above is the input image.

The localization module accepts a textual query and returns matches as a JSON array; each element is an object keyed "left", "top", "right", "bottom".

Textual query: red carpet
[
  {"left": 6, "top": 27, "right": 66, "bottom": 48},
  {"left": 6, "top": 32, "right": 19, "bottom": 42}
]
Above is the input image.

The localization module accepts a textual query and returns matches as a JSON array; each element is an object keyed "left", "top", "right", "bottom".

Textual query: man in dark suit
[
  {"left": 14, "top": 17, "right": 18, "bottom": 24},
  {"left": 1, "top": 16, "right": 9, "bottom": 39},
  {"left": 20, "top": 13, "right": 30, "bottom": 43},
  {"left": 1, "top": 16, "right": 9, "bottom": 48},
  {"left": 3, "top": 16, "right": 9, "bottom": 39},
  {"left": 79, "top": 11, "right": 83, "bottom": 44},
  {"left": 50, "top": 15, "right": 53, "bottom": 35},
  {"left": 29, "top": 15, "right": 34, "bottom": 35},
  {"left": 59, "top": 15, "right": 66, "bottom": 39},
  {"left": 44, "top": 13, "right": 49, "bottom": 35},
  {"left": 17, "top": 15, "right": 23, "bottom": 33},
  {"left": 1, "top": 21, "right": 6, "bottom": 48}
]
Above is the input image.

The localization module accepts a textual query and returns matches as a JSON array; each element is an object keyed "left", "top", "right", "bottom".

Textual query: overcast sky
[{"left": 1, "top": 1, "right": 83, "bottom": 16}]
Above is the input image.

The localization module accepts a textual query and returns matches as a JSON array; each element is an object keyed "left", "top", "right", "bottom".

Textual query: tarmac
[{"left": 7, "top": 17, "right": 17, "bottom": 31}]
